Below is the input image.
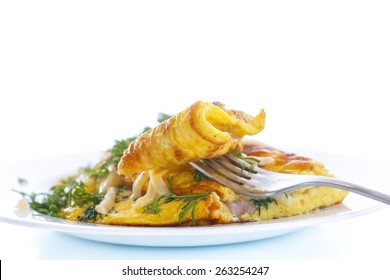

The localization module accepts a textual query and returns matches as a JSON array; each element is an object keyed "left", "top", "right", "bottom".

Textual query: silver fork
[{"left": 190, "top": 153, "right": 390, "bottom": 205}]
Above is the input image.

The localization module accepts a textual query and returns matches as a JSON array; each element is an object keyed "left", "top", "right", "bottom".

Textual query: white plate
[{"left": 0, "top": 150, "right": 387, "bottom": 247}]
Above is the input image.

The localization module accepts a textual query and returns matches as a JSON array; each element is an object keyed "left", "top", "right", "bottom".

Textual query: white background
[{"left": 0, "top": 0, "right": 389, "bottom": 269}]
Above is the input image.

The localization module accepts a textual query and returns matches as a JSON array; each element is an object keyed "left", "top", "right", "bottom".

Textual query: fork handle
[{"left": 304, "top": 176, "right": 390, "bottom": 205}]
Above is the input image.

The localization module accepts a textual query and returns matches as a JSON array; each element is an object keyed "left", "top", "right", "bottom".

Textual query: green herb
[
  {"left": 245, "top": 157, "right": 260, "bottom": 173},
  {"left": 157, "top": 113, "right": 173, "bottom": 123},
  {"left": 232, "top": 150, "right": 243, "bottom": 158},
  {"left": 232, "top": 150, "right": 262, "bottom": 173},
  {"left": 110, "top": 138, "right": 136, "bottom": 165},
  {"left": 83, "top": 165, "right": 110, "bottom": 180},
  {"left": 143, "top": 192, "right": 210, "bottom": 225},
  {"left": 192, "top": 169, "right": 209, "bottom": 182},
  {"left": 13, "top": 186, "right": 66, "bottom": 217},
  {"left": 244, "top": 157, "right": 260, "bottom": 163},
  {"left": 231, "top": 150, "right": 247, "bottom": 170},
  {"left": 17, "top": 177, "right": 28, "bottom": 186},
  {"left": 78, "top": 206, "right": 100, "bottom": 222},
  {"left": 81, "top": 113, "right": 171, "bottom": 181},
  {"left": 82, "top": 137, "right": 136, "bottom": 180},
  {"left": 13, "top": 180, "right": 104, "bottom": 218},
  {"left": 167, "top": 176, "right": 174, "bottom": 191},
  {"left": 250, "top": 197, "right": 277, "bottom": 215},
  {"left": 13, "top": 113, "right": 176, "bottom": 220},
  {"left": 66, "top": 181, "right": 104, "bottom": 207}
]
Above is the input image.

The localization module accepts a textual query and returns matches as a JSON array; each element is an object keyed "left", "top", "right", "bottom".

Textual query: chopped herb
[
  {"left": 250, "top": 197, "right": 277, "bottom": 215},
  {"left": 232, "top": 150, "right": 243, "bottom": 158},
  {"left": 157, "top": 113, "right": 173, "bottom": 123},
  {"left": 231, "top": 150, "right": 247, "bottom": 170},
  {"left": 66, "top": 181, "right": 104, "bottom": 207},
  {"left": 143, "top": 192, "right": 210, "bottom": 225},
  {"left": 17, "top": 177, "right": 28, "bottom": 186},
  {"left": 244, "top": 157, "right": 260, "bottom": 163},
  {"left": 232, "top": 150, "right": 262, "bottom": 173},
  {"left": 192, "top": 169, "right": 209, "bottom": 182},
  {"left": 167, "top": 176, "right": 174, "bottom": 191},
  {"left": 78, "top": 206, "right": 100, "bottom": 222}
]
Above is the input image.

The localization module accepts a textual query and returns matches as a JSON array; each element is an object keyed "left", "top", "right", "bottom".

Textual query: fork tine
[
  {"left": 212, "top": 157, "right": 253, "bottom": 179},
  {"left": 189, "top": 161, "right": 254, "bottom": 194},
  {"left": 213, "top": 157, "right": 252, "bottom": 179},
  {"left": 224, "top": 154, "right": 271, "bottom": 175},
  {"left": 194, "top": 153, "right": 390, "bottom": 203},
  {"left": 205, "top": 158, "right": 257, "bottom": 187},
  {"left": 190, "top": 161, "right": 271, "bottom": 197},
  {"left": 223, "top": 154, "right": 255, "bottom": 173}
]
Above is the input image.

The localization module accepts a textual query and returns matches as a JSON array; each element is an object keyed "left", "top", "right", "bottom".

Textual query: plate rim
[{"left": 0, "top": 195, "right": 385, "bottom": 235}]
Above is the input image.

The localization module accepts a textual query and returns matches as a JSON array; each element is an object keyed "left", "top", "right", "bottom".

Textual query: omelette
[{"left": 19, "top": 101, "right": 348, "bottom": 226}]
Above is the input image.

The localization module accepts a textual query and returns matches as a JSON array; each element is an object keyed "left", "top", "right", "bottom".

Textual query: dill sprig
[
  {"left": 250, "top": 197, "right": 277, "bottom": 215},
  {"left": 12, "top": 112, "right": 176, "bottom": 221},
  {"left": 83, "top": 137, "right": 136, "bottom": 180},
  {"left": 13, "top": 180, "right": 104, "bottom": 218},
  {"left": 231, "top": 150, "right": 262, "bottom": 173},
  {"left": 109, "top": 138, "right": 135, "bottom": 165},
  {"left": 192, "top": 169, "right": 209, "bottom": 182},
  {"left": 232, "top": 150, "right": 243, "bottom": 158},
  {"left": 166, "top": 176, "right": 174, "bottom": 191},
  {"left": 143, "top": 192, "right": 210, "bottom": 225},
  {"left": 66, "top": 181, "right": 104, "bottom": 207},
  {"left": 83, "top": 164, "right": 110, "bottom": 180},
  {"left": 78, "top": 112, "right": 171, "bottom": 181}
]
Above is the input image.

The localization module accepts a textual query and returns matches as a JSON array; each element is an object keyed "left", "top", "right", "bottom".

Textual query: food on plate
[
  {"left": 119, "top": 101, "right": 265, "bottom": 175},
  {"left": 15, "top": 101, "right": 348, "bottom": 226}
]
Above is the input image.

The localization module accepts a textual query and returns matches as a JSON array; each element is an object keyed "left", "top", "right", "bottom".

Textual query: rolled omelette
[{"left": 118, "top": 101, "right": 266, "bottom": 175}]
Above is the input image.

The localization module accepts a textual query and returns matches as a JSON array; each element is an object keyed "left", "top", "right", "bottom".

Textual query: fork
[{"left": 189, "top": 153, "right": 390, "bottom": 205}]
